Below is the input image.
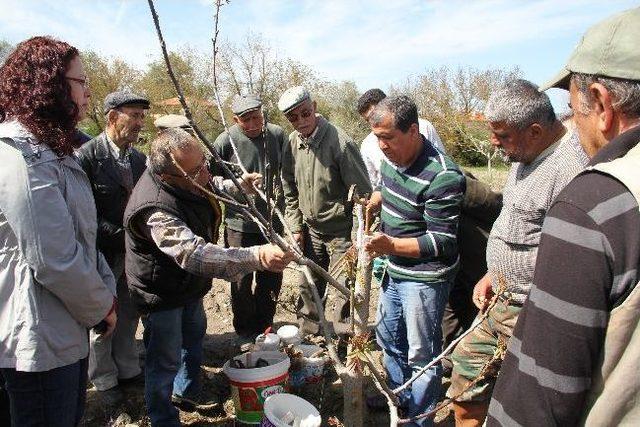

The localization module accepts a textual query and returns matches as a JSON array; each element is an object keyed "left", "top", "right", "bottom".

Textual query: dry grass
[{"left": 463, "top": 165, "right": 509, "bottom": 192}]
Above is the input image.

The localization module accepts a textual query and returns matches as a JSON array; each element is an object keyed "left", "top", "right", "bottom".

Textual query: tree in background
[
  {"left": 76, "top": 38, "right": 517, "bottom": 168},
  {"left": 392, "top": 65, "right": 520, "bottom": 166},
  {"left": 138, "top": 48, "right": 221, "bottom": 143},
  {"left": 317, "top": 80, "right": 370, "bottom": 143},
  {"left": 216, "top": 34, "right": 327, "bottom": 134},
  {"left": 81, "top": 51, "right": 141, "bottom": 135}
]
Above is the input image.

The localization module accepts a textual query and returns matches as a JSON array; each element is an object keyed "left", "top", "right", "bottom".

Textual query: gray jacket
[{"left": 0, "top": 120, "right": 115, "bottom": 372}]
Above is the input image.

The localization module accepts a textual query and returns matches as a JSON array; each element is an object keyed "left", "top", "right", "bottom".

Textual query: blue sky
[{"left": 1, "top": 0, "right": 638, "bottom": 111}]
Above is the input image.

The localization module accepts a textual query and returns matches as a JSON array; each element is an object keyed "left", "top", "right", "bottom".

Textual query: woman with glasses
[{"left": 0, "top": 36, "right": 117, "bottom": 426}]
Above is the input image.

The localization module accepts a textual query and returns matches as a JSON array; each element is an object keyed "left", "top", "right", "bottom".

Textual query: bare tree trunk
[{"left": 342, "top": 205, "right": 373, "bottom": 426}]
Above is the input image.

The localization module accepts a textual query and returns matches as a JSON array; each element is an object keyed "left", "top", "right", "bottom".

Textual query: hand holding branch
[
  {"left": 365, "top": 232, "right": 394, "bottom": 258},
  {"left": 240, "top": 172, "right": 262, "bottom": 194},
  {"left": 472, "top": 272, "right": 494, "bottom": 311},
  {"left": 258, "top": 244, "right": 295, "bottom": 272},
  {"left": 365, "top": 190, "right": 382, "bottom": 230}
]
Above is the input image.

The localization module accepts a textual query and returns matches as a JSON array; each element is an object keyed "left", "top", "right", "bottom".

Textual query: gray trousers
[
  {"left": 297, "top": 227, "right": 351, "bottom": 334},
  {"left": 89, "top": 255, "right": 141, "bottom": 391}
]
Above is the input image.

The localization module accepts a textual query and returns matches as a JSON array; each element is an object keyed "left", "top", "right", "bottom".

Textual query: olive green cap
[{"left": 542, "top": 7, "right": 640, "bottom": 91}]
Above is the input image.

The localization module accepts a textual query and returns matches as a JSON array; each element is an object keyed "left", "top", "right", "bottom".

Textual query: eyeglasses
[
  {"left": 186, "top": 158, "right": 210, "bottom": 180},
  {"left": 66, "top": 76, "right": 89, "bottom": 89},
  {"left": 169, "top": 157, "right": 210, "bottom": 180},
  {"left": 285, "top": 106, "right": 314, "bottom": 124}
]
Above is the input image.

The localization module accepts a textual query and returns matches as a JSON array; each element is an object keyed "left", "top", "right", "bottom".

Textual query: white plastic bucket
[
  {"left": 255, "top": 333, "right": 281, "bottom": 351},
  {"left": 223, "top": 351, "right": 290, "bottom": 424},
  {"left": 277, "top": 325, "right": 302, "bottom": 345},
  {"left": 289, "top": 345, "right": 325, "bottom": 388},
  {"left": 260, "top": 393, "right": 321, "bottom": 427}
]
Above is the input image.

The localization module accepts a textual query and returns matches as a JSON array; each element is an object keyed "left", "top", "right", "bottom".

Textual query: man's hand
[
  {"left": 258, "top": 244, "right": 295, "bottom": 272},
  {"left": 472, "top": 273, "right": 494, "bottom": 311},
  {"left": 292, "top": 232, "right": 304, "bottom": 249},
  {"left": 99, "top": 300, "right": 118, "bottom": 337},
  {"left": 240, "top": 172, "right": 263, "bottom": 194},
  {"left": 365, "top": 191, "right": 382, "bottom": 228},
  {"left": 365, "top": 232, "right": 395, "bottom": 258}
]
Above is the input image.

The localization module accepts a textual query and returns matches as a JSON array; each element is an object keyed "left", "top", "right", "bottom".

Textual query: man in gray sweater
[{"left": 211, "top": 94, "right": 287, "bottom": 339}]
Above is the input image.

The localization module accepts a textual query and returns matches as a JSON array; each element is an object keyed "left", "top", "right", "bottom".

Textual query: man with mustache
[
  {"left": 211, "top": 94, "right": 287, "bottom": 342},
  {"left": 77, "top": 90, "right": 150, "bottom": 405},
  {"left": 447, "top": 79, "right": 588, "bottom": 425}
]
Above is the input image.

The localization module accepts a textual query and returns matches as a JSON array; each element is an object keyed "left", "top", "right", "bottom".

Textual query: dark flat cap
[
  {"left": 231, "top": 94, "right": 262, "bottom": 116},
  {"left": 103, "top": 91, "right": 150, "bottom": 114}
]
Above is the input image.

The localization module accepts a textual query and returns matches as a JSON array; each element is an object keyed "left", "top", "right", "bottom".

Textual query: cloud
[
  {"left": 218, "top": 0, "right": 637, "bottom": 88},
  {"left": 0, "top": 0, "right": 161, "bottom": 69},
  {"left": 0, "top": 0, "right": 636, "bottom": 92}
]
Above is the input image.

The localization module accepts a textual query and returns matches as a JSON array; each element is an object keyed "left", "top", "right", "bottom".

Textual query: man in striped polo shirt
[
  {"left": 365, "top": 95, "right": 465, "bottom": 425},
  {"left": 488, "top": 8, "right": 640, "bottom": 425}
]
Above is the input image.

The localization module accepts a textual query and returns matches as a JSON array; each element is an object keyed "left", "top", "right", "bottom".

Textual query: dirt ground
[{"left": 80, "top": 267, "right": 455, "bottom": 427}]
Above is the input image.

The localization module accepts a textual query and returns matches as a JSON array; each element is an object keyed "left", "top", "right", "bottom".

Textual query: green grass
[{"left": 463, "top": 164, "right": 509, "bottom": 192}]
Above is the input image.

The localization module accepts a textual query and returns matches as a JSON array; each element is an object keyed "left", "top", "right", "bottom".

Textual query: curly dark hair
[{"left": 0, "top": 36, "right": 80, "bottom": 156}]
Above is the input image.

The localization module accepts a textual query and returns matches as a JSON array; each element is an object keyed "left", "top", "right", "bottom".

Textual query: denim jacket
[{"left": 0, "top": 120, "right": 115, "bottom": 372}]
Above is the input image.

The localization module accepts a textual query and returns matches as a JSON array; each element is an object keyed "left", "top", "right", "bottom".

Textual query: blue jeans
[
  {"left": 376, "top": 275, "right": 451, "bottom": 427},
  {"left": 142, "top": 299, "right": 206, "bottom": 427},
  {"left": 1, "top": 357, "right": 88, "bottom": 427}
]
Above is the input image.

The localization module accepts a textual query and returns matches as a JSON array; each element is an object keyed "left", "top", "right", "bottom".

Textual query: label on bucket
[{"left": 230, "top": 373, "right": 289, "bottom": 424}]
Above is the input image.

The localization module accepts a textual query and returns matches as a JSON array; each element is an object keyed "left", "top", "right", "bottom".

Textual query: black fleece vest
[{"left": 124, "top": 170, "right": 218, "bottom": 313}]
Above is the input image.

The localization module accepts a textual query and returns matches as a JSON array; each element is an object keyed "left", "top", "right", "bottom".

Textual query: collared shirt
[
  {"left": 485, "top": 128, "right": 588, "bottom": 304},
  {"left": 298, "top": 125, "right": 319, "bottom": 149},
  {"left": 106, "top": 133, "right": 134, "bottom": 191},
  {"left": 361, "top": 118, "right": 445, "bottom": 189},
  {"left": 143, "top": 210, "right": 262, "bottom": 283},
  {"left": 106, "top": 133, "right": 131, "bottom": 160}
]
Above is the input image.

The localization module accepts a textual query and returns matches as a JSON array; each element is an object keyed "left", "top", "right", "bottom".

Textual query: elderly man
[
  {"left": 357, "top": 88, "right": 445, "bottom": 189},
  {"left": 77, "top": 90, "right": 149, "bottom": 404},
  {"left": 488, "top": 8, "right": 640, "bottom": 426},
  {"left": 211, "top": 94, "right": 287, "bottom": 339},
  {"left": 364, "top": 96, "right": 465, "bottom": 426},
  {"left": 279, "top": 86, "right": 372, "bottom": 334},
  {"left": 447, "top": 79, "right": 589, "bottom": 426},
  {"left": 123, "top": 128, "right": 292, "bottom": 426}
]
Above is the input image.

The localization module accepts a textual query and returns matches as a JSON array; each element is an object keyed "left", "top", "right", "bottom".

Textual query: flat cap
[
  {"left": 154, "top": 114, "right": 192, "bottom": 130},
  {"left": 103, "top": 91, "right": 150, "bottom": 114},
  {"left": 231, "top": 94, "right": 262, "bottom": 116},
  {"left": 277, "top": 86, "right": 310, "bottom": 114},
  {"left": 542, "top": 7, "right": 640, "bottom": 90}
]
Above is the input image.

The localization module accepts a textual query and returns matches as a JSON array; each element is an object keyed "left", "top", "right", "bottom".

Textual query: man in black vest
[
  {"left": 77, "top": 90, "right": 149, "bottom": 405},
  {"left": 211, "top": 94, "right": 286, "bottom": 340},
  {"left": 124, "top": 128, "right": 292, "bottom": 427}
]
